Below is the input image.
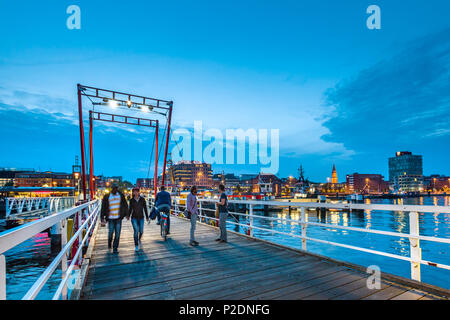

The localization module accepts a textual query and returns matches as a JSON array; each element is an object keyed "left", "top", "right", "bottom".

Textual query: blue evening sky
[{"left": 0, "top": 0, "right": 449, "bottom": 182}]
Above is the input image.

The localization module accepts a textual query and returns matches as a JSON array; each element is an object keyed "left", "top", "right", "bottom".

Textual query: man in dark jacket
[
  {"left": 127, "top": 187, "right": 149, "bottom": 252},
  {"left": 155, "top": 185, "right": 171, "bottom": 233},
  {"left": 101, "top": 183, "right": 128, "bottom": 253}
]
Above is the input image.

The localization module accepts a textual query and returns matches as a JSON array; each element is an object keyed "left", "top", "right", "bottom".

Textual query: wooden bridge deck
[{"left": 81, "top": 217, "right": 445, "bottom": 300}]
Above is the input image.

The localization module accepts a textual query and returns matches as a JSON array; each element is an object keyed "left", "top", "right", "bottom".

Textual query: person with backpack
[
  {"left": 127, "top": 187, "right": 149, "bottom": 252},
  {"left": 101, "top": 183, "right": 128, "bottom": 254},
  {"left": 155, "top": 185, "right": 171, "bottom": 233},
  {"left": 215, "top": 184, "right": 228, "bottom": 243},
  {"left": 186, "top": 185, "right": 199, "bottom": 246}
]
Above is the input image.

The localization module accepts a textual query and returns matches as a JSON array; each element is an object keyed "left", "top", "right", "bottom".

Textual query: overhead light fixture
[
  {"left": 127, "top": 100, "right": 132, "bottom": 108},
  {"left": 109, "top": 100, "right": 118, "bottom": 108}
]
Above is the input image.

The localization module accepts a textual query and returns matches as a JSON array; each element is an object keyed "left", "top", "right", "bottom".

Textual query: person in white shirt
[{"left": 101, "top": 183, "right": 128, "bottom": 253}]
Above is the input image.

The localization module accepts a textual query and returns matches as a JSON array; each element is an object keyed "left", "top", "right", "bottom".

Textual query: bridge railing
[
  {"left": 2, "top": 197, "right": 76, "bottom": 219},
  {"left": 0, "top": 199, "right": 100, "bottom": 300},
  {"left": 170, "top": 197, "right": 450, "bottom": 283}
]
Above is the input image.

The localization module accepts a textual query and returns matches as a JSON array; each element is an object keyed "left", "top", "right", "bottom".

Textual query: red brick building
[{"left": 346, "top": 173, "right": 389, "bottom": 194}]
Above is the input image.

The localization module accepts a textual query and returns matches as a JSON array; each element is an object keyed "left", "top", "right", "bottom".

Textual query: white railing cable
[
  {"left": 22, "top": 202, "right": 99, "bottom": 300},
  {"left": 0, "top": 200, "right": 99, "bottom": 300},
  {"left": 171, "top": 197, "right": 450, "bottom": 282}
]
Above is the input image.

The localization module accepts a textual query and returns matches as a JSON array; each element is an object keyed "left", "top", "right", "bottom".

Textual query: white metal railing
[
  {"left": 171, "top": 197, "right": 450, "bottom": 283},
  {"left": 2, "top": 197, "right": 76, "bottom": 219},
  {"left": 0, "top": 199, "right": 100, "bottom": 300}
]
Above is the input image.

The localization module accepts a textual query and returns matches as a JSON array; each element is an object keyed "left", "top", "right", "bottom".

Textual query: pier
[
  {"left": 1, "top": 199, "right": 450, "bottom": 300},
  {"left": 81, "top": 216, "right": 445, "bottom": 300}
]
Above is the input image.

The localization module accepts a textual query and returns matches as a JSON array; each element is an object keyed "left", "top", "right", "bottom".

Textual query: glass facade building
[{"left": 388, "top": 151, "right": 423, "bottom": 192}]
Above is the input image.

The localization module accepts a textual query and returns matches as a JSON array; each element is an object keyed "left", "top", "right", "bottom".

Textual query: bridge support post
[
  {"left": 249, "top": 205, "right": 254, "bottom": 237},
  {"left": 50, "top": 222, "right": 62, "bottom": 254},
  {"left": 409, "top": 211, "right": 421, "bottom": 281},
  {"left": 0, "top": 254, "right": 5, "bottom": 300},
  {"left": 301, "top": 207, "right": 307, "bottom": 251},
  {"left": 60, "top": 219, "right": 68, "bottom": 300}
]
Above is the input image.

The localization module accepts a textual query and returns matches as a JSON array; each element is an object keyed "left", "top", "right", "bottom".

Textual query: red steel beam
[
  {"left": 154, "top": 121, "right": 159, "bottom": 198},
  {"left": 89, "top": 111, "right": 94, "bottom": 200},
  {"left": 77, "top": 84, "right": 87, "bottom": 200},
  {"left": 79, "top": 84, "right": 171, "bottom": 110},
  {"left": 90, "top": 111, "right": 158, "bottom": 128},
  {"left": 161, "top": 103, "right": 173, "bottom": 186}
]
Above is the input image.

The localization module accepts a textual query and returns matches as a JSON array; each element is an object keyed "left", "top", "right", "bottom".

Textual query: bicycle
[{"left": 159, "top": 207, "right": 170, "bottom": 241}]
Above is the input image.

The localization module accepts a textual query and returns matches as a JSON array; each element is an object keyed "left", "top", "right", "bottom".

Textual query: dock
[{"left": 81, "top": 216, "right": 445, "bottom": 300}]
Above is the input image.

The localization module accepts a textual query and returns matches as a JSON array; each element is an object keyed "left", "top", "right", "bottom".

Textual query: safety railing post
[
  {"left": 77, "top": 209, "right": 83, "bottom": 265},
  {"left": 0, "top": 254, "right": 5, "bottom": 300},
  {"left": 60, "top": 218, "right": 68, "bottom": 300},
  {"left": 199, "top": 200, "right": 203, "bottom": 220},
  {"left": 409, "top": 211, "right": 421, "bottom": 281},
  {"left": 301, "top": 207, "right": 307, "bottom": 251},
  {"left": 249, "top": 204, "right": 254, "bottom": 237}
]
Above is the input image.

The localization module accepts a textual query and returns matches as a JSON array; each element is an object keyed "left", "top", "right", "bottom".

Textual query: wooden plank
[
  {"left": 82, "top": 216, "right": 446, "bottom": 300},
  {"left": 390, "top": 289, "right": 427, "bottom": 300},
  {"left": 362, "top": 285, "right": 408, "bottom": 300},
  {"left": 331, "top": 280, "right": 391, "bottom": 300},
  {"left": 87, "top": 248, "right": 296, "bottom": 296}
]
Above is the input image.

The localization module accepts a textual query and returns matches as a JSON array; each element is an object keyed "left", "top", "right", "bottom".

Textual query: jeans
[
  {"left": 108, "top": 219, "right": 122, "bottom": 250},
  {"left": 131, "top": 218, "right": 144, "bottom": 246},
  {"left": 190, "top": 213, "right": 198, "bottom": 242},
  {"left": 219, "top": 211, "right": 228, "bottom": 241}
]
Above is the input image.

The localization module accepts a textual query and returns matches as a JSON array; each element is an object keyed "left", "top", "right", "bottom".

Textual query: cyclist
[{"left": 155, "top": 185, "right": 171, "bottom": 234}]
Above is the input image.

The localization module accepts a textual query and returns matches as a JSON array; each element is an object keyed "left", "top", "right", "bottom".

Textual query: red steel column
[
  {"left": 161, "top": 103, "right": 173, "bottom": 186},
  {"left": 154, "top": 121, "right": 159, "bottom": 198},
  {"left": 77, "top": 84, "right": 87, "bottom": 200},
  {"left": 89, "top": 111, "right": 94, "bottom": 200}
]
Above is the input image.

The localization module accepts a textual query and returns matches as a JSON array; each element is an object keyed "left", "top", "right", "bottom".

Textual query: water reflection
[{"left": 228, "top": 196, "right": 450, "bottom": 290}]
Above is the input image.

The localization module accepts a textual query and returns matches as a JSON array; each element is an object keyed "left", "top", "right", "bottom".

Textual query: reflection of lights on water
[
  {"left": 342, "top": 212, "right": 349, "bottom": 227},
  {"left": 365, "top": 210, "right": 372, "bottom": 229},
  {"left": 330, "top": 211, "right": 340, "bottom": 225}
]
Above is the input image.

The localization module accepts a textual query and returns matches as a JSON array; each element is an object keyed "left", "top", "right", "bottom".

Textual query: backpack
[{"left": 149, "top": 207, "right": 157, "bottom": 220}]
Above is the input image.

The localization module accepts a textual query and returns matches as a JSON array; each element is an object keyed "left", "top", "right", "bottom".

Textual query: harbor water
[{"left": 227, "top": 196, "right": 450, "bottom": 290}]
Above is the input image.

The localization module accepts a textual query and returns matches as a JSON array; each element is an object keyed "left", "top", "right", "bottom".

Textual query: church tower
[{"left": 331, "top": 164, "right": 338, "bottom": 184}]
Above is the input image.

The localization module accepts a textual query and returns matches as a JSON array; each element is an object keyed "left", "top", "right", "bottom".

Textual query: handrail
[
  {"left": 171, "top": 197, "right": 450, "bottom": 283},
  {"left": 3, "top": 196, "right": 76, "bottom": 218},
  {"left": 0, "top": 199, "right": 99, "bottom": 300}
]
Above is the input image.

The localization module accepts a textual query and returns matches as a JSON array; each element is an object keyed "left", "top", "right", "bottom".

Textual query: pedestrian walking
[
  {"left": 215, "top": 184, "right": 228, "bottom": 243},
  {"left": 187, "top": 186, "right": 199, "bottom": 246},
  {"left": 127, "top": 187, "right": 149, "bottom": 252},
  {"left": 101, "top": 183, "right": 128, "bottom": 254}
]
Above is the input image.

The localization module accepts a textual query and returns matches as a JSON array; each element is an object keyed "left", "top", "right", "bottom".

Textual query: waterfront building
[
  {"left": 136, "top": 178, "right": 153, "bottom": 189},
  {"left": 0, "top": 168, "right": 34, "bottom": 187},
  {"left": 346, "top": 173, "right": 389, "bottom": 194},
  {"left": 423, "top": 175, "right": 450, "bottom": 193},
  {"left": 170, "top": 161, "right": 213, "bottom": 188},
  {"left": 388, "top": 151, "right": 423, "bottom": 192},
  {"left": 212, "top": 173, "right": 240, "bottom": 188},
  {"left": 248, "top": 173, "right": 282, "bottom": 196},
  {"left": 331, "top": 164, "right": 338, "bottom": 184},
  {"left": 14, "top": 171, "right": 74, "bottom": 188}
]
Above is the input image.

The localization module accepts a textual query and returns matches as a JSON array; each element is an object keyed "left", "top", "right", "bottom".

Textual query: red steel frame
[{"left": 77, "top": 84, "right": 173, "bottom": 200}]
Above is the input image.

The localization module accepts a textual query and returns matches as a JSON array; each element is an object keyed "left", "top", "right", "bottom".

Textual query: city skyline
[{"left": 1, "top": 1, "right": 449, "bottom": 182}]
